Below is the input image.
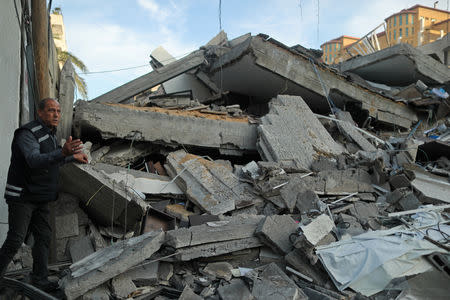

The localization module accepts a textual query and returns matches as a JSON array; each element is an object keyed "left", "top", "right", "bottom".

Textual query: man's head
[{"left": 37, "top": 98, "right": 61, "bottom": 128}]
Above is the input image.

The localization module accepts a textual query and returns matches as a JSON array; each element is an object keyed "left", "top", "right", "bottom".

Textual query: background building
[{"left": 321, "top": 4, "right": 450, "bottom": 64}]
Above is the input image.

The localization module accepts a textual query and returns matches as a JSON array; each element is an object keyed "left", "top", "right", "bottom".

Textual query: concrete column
[{"left": 57, "top": 59, "right": 75, "bottom": 144}]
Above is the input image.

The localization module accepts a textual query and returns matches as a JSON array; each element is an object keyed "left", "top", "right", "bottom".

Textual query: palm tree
[
  {"left": 51, "top": 7, "right": 89, "bottom": 99},
  {"left": 56, "top": 48, "right": 89, "bottom": 99}
]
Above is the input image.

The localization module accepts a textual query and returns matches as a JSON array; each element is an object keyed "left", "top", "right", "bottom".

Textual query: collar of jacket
[{"left": 36, "top": 117, "right": 57, "bottom": 135}]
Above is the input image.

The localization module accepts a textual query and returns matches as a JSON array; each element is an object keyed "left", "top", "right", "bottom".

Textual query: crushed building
[{"left": 2, "top": 31, "right": 450, "bottom": 300}]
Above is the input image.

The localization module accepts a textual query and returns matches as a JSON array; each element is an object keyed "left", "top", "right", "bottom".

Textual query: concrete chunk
[
  {"left": 249, "top": 263, "right": 307, "bottom": 300},
  {"left": 300, "top": 214, "right": 334, "bottom": 246},
  {"left": 217, "top": 279, "right": 252, "bottom": 300},
  {"left": 68, "top": 236, "right": 95, "bottom": 263},
  {"left": 124, "top": 261, "right": 159, "bottom": 286},
  {"left": 257, "top": 95, "right": 344, "bottom": 170},
  {"left": 255, "top": 215, "right": 298, "bottom": 254},
  {"left": 55, "top": 213, "right": 79, "bottom": 239},
  {"left": 111, "top": 274, "right": 136, "bottom": 299},
  {"left": 166, "top": 150, "right": 257, "bottom": 214},
  {"left": 61, "top": 231, "right": 165, "bottom": 300},
  {"left": 166, "top": 214, "right": 264, "bottom": 248},
  {"left": 202, "top": 262, "right": 233, "bottom": 281}
]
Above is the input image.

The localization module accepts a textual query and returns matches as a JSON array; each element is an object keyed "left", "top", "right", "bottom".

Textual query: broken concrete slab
[
  {"left": 339, "top": 43, "right": 450, "bottom": 86},
  {"left": 280, "top": 176, "right": 309, "bottom": 213},
  {"left": 60, "top": 163, "right": 148, "bottom": 230},
  {"left": 90, "top": 142, "right": 154, "bottom": 168},
  {"left": 296, "top": 190, "right": 321, "bottom": 214},
  {"left": 255, "top": 215, "right": 298, "bottom": 254},
  {"left": 248, "top": 262, "right": 308, "bottom": 300},
  {"left": 335, "top": 110, "right": 377, "bottom": 152},
  {"left": 179, "top": 286, "right": 203, "bottom": 300},
  {"left": 74, "top": 101, "right": 257, "bottom": 156},
  {"left": 96, "top": 162, "right": 183, "bottom": 195},
  {"left": 407, "top": 166, "right": 450, "bottom": 204},
  {"left": 208, "top": 35, "right": 417, "bottom": 128},
  {"left": 166, "top": 214, "right": 264, "bottom": 248},
  {"left": 257, "top": 95, "right": 345, "bottom": 170},
  {"left": 175, "top": 237, "right": 263, "bottom": 261},
  {"left": 166, "top": 150, "right": 257, "bottom": 214},
  {"left": 150, "top": 46, "right": 213, "bottom": 100},
  {"left": 217, "top": 279, "right": 252, "bottom": 300},
  {"left": 91, "top": 50, "right": 206, "bottom": 104},
  {"left": 61, "top": 231, "right": 164, "bottom": 300},
  {"left": 56, "top": 60, "right": 75, "bottom": 144}
]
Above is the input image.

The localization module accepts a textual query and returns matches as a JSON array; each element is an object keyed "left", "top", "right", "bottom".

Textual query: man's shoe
[{"left": 31, "top": 279, "right": 59, "bottom": 292}]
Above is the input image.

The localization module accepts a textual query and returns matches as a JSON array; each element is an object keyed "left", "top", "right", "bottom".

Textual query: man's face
[{"left": 38, "top": 99, "right": 61, "bottom": 128}]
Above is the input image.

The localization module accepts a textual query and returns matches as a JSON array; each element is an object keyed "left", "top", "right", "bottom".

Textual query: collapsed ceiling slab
[
  {"left": 90, "top": 50, "right": 206, "bottom": 104},
  {"left": 207, "top": 35, "right": 418, "bottom": 128},
  {"left": 338, "top": 43, "right": 450, "bottom": 86},
  {"left": 73, "top": 101, "right": 257, "bottom": 155}
]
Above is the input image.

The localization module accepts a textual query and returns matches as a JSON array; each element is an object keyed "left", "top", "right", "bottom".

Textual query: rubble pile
[{"left": 3, "top": 31, "right": 450, "bottom": 299}]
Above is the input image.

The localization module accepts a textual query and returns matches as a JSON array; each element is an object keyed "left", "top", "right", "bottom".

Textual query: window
[
  {"left": 399, "top": 14, "right": 402, "bottom": 26},
  {"left": 337, "top": 43, "right": 340, "bottom": 50},
  {"left": 411, "top": 15, "right": 414, "bottom": 24},
  {"left": 394, "top": 29, "right": 396, "bottom": 40},
  {"left": 412, "top": 27, "right": 414, "bottom": 35},
  {"left": 431, "top": 18, "right": 436, "bottom": 23},
  {"left": 389, "top": 19, "right": 391, "bottom": 28},
  {"left": 334, "top": 44, "right": 336, "bottom": 51},
  {"left": 394, "top": 16, "right": 397, "bottom": 26},
  {"left": 399, "top": 28, "right": 402, "bottom": 37},
  {"left": 329, "top": 54, "right": 332, "bottom": 62},
  {"left": 406, "top": 27, "right": 408, "bottom": 37},
  {"left": 406, "top": 14, "right": 409, "bottom": 25}
]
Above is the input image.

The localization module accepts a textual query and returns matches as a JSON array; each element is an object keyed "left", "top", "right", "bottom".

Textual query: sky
[{"left": 51, "top": 0, "right": 450, "bottom": 100}]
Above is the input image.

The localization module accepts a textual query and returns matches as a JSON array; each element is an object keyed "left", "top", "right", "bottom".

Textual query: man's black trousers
[{"left": 0, "top": 201, "right": 51, "bottom": 282}]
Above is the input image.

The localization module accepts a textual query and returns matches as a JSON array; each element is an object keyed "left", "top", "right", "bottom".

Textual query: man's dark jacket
[{"left": 4, "top": 119, "right": 68, "bottom": 203}]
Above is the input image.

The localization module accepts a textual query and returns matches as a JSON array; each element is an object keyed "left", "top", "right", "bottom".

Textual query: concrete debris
[
  {"left": 217, "top": 278, "right": 252, "bottom": 300},
  {"left": 60, "top": 162, "right": 148, "bottom": 230},
  {"left": 166, "top": 150, "right": 256, "bottom": 214},
  {"left": 300, "top": 214, "right": 334, "bottom": 246},
  {"left": 255, "top": 215, "right": 298, "bottom": 254},
  {"left": 257, "top": 95, "right": 344, "bottom": 170},
  {"left": 247, "top": 263, "right": 308, "bottom": 300},
  {"left": 7, "top": 31, "right": 450, "bottom": 299},
  {"left": 202, "top": 262, "right": 233, "bottom": 281}
]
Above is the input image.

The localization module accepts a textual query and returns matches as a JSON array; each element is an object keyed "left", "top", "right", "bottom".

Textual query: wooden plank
[{"left": 91, "top": 50, "right": 205, "bottom": 104}]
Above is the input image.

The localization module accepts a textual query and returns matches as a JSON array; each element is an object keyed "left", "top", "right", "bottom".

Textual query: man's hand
[
  {"left": 73, "top": 153, "right": 88, "bottom": 164},
  {"left": 62, "top": 136, "right": 83, "bottom": 156}
]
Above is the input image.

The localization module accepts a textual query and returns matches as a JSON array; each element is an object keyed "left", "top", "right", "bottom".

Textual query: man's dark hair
[{"left": 38, "top": 98, "right": 58, "bottom": 111}]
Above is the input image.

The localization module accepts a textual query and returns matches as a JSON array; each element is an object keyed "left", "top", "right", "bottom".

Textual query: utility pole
[{"left": 31, "top": 0, "right": 50, "bottom": 101}]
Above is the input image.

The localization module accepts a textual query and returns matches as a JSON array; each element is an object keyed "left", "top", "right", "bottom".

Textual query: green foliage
[{"left": 56, "top": 48, "right": 89, "bottom": 99}]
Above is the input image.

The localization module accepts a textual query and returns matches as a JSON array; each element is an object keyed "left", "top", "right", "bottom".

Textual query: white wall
[{"left": 0, "top": 0, "right": 22, "bottom": 243}]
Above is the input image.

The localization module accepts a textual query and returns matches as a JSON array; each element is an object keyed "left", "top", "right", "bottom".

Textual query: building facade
[{"left": 321, "top": 4, "right": 449, "bottom": 64}]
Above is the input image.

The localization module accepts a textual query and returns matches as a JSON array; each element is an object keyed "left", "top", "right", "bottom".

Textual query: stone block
[{"left": 255, "top": 215, "right": 298, "bottom": 254}]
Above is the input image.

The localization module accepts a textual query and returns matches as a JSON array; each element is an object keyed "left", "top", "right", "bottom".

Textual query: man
[{"left": 0, "top": 98, "right": 88, "bottom": 292}]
